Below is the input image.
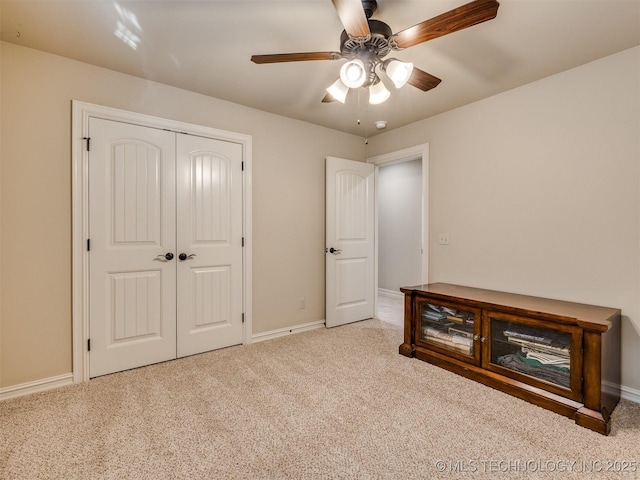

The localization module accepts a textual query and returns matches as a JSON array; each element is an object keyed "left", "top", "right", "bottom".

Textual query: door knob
[
  {"left": 179, "top": 253, "right": 197, "bottom": 261},
  {"left": 156, "top": 252, "right": 174, "bottom": 261},
  {"left": 328, "top": 247, "right": 342, "bottom": 254}
]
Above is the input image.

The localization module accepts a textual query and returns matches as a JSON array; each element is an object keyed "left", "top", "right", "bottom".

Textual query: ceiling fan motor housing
[{"left": 340, "top": 19, "right": 393, "bottom": 60}]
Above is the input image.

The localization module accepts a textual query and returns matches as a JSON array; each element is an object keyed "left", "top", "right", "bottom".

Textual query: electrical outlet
[
  {"left": 299, "top": 297, "right": 306, "bottom": 309},
  {"left": 438, "top": 233, "right": 450, "bottom": 245}
]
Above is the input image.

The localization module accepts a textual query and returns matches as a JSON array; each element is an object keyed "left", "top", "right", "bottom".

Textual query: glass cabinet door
[
  {"left": 483, "top": 311, "right": 582, "bottom": 401},
  {"left": 416, "top": 298, "right": 481, "bottom": 364}
]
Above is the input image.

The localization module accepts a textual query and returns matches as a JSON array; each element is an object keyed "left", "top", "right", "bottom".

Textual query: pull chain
[
  {"left": 364, "top": 95, "right": 369, "bottom": 144},
  {"left": 357, "top": 88, "right": 361, "bottom": 126},
  {"left": 356, "top": 89, "right": 368, "bottom": 144}
]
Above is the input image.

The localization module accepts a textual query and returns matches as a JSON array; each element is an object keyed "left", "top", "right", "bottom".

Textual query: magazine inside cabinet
[{"left": 482, "top": 310, "right": 583, "bottom": 401}]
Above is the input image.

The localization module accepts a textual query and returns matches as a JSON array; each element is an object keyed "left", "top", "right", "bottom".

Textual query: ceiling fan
[{"left": 251, "top": 0, "right": 500, "bottom": 105}]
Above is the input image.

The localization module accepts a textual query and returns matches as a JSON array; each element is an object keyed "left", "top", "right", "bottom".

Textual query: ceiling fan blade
[
  {"left": 322, "top": 92, "right": 338, "bottom": 103},
  {"left": 392, "top": 0, "right": 499, "bottom": 49},
  {"left": 407, "top": 68, "right": 442, "bottom": 92},
  {"left": 251, "top": 52, "right": 342, "bottom": 64},
  {"left": 331, "top": 0, "right": 371, "bottom": 38}
]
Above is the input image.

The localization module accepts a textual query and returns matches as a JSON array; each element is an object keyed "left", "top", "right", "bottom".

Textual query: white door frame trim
[
  {"left": 71, "top": 100, "right": 253, "bottom": 383},
  {"left": 367, "top": 144, "right": 429, "bottom": 317}
]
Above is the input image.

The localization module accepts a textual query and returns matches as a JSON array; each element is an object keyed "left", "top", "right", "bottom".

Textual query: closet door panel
[
  {"left": 88, "top": 118, "right": 177, "bottom": 377},
  {"left": 176, "top": 134, "right": 244, "bottom": 357}
]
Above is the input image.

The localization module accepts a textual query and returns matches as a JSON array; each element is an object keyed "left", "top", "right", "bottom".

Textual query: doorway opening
[{"left": 368, "top": 144, "right": 429, "bottom": 327}]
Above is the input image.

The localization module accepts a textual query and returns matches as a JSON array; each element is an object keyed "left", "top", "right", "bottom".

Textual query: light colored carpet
[{"left": 1, "top": 319, "right": 639, "bottom": 479}]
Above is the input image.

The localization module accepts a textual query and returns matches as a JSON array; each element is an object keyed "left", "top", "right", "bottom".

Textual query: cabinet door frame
[
  {"left": 481, "top": 310, "right": 583, "bottom": 401},
  {"left": 414, "top": 296, "right": 482, "bottom": 366},
  {"left": 72, "top": 100, "right": 253, "bottom": 383}
]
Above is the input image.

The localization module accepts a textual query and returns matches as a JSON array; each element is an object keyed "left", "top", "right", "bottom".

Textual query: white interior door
[
  {"left": 325, "top": 156, "right": 375, "bottom": 327},
  {"left": 89, "top": 118, "right": 177, "bottom": 377},
  {"left": 176, "top": 134, "right": 244, "bottom": 357}
]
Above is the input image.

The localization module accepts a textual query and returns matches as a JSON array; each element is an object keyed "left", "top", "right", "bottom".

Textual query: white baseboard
[
  {"left": 252, "top": 320, "right": 325, "bottom": 343},
  {"left": 378, "top": 288, "right": 403, "bottom": 300},
  {"left": 0, "top": 373, "right": 74, "bottom": 402},
  {"left": 621, "top": 383, "right": 640, "bottom": 404}
]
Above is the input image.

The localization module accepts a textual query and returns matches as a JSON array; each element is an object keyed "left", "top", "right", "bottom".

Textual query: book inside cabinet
[{"left": 400, "top": 283, "right": 621, "bottom": 435}]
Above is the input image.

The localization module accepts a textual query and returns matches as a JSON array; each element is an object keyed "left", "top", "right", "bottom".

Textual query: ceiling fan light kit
[
  {"left": 368, "top": 79, "right": 391, "bottom": 105},
  {"left": 252, "top": 0, "right": 499, "bottom": 111},
  {"left": 340, "top": 59, "right": 367, "bottom": 88},
  {"left": 383, "top": 59, "right": 414, "bottom": 89},
  {"left": 326, "top": 78, "right": 350, "bottom": 103}
]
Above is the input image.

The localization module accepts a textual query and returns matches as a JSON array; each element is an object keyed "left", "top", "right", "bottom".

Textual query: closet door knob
[
  {"left": 156, "top": 252, "right": 174, "bottom": 261},
  {"left": 179, "top": 253, "right": 196, "bottom": 261}
]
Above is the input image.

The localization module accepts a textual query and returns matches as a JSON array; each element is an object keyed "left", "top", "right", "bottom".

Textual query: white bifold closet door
[{"left": 88, "top": 118, "right": 243, "bottom": 378}]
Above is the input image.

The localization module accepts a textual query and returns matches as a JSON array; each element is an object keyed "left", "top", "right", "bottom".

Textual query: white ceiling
[{"left": 1, "top": 0, "right": 639, "bottom": 136}]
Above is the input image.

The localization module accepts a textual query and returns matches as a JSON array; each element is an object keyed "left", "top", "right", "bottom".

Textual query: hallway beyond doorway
[{"left": 376, "top": 293, "right": 403, "bottom": 327}]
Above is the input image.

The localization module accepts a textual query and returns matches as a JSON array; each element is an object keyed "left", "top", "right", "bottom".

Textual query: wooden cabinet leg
[{"left": 399, "top": 289, "right": 415, "bottom": 357}]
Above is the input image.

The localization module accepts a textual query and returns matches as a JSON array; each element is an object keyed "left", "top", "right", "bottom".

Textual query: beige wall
[
  {"left": 2, "top": 39, "right": 639, "bottom": 396},
  {"left": 0, "top": 42, "right": 365, "bottom": 387},
  {"left": 367, "top": 47, "right": 640, "bottom": 393}
]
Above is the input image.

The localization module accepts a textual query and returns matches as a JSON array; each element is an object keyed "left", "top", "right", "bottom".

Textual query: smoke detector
[{"left": 375, "top": 120, "right": 387, "bottom": 130}]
